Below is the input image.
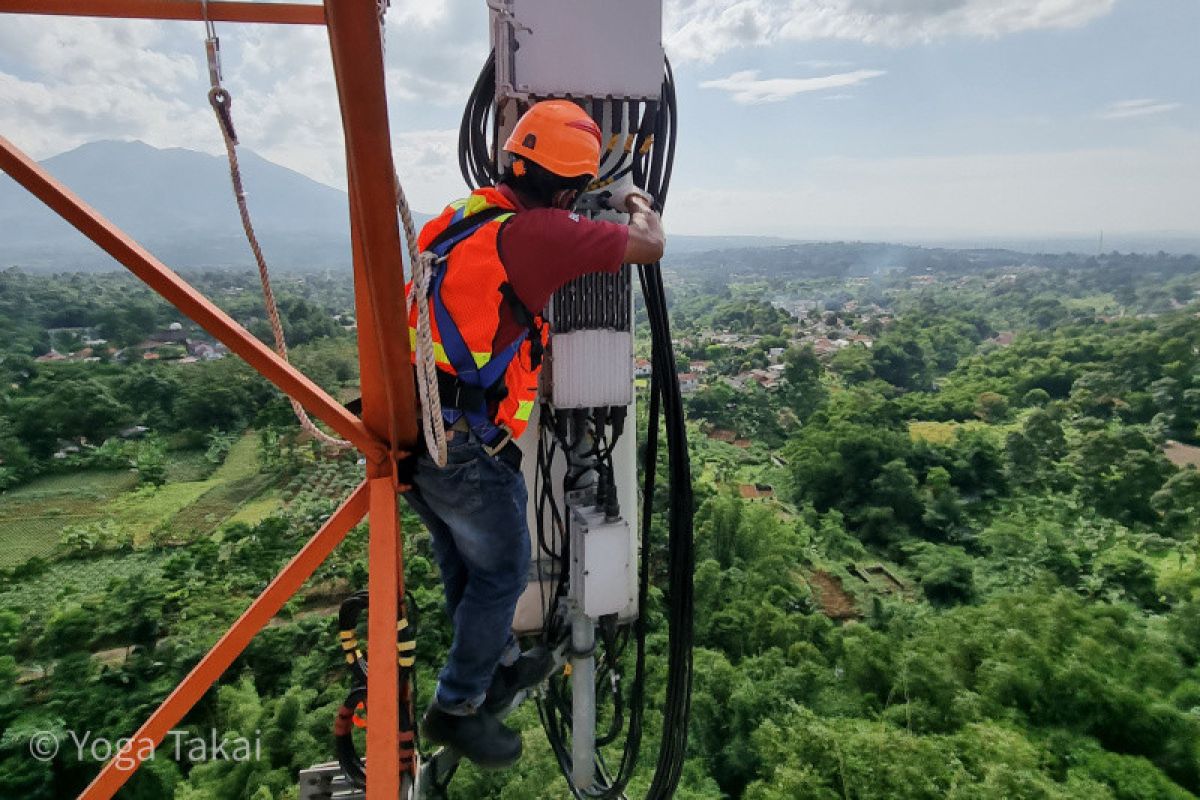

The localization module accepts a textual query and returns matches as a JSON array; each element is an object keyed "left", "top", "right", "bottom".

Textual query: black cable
[
  {"left": 637, "top": 58, "right": 694, "bottom": 800},
  {"left": 459, "top": 51, "right": 499, "bottom": 189}
]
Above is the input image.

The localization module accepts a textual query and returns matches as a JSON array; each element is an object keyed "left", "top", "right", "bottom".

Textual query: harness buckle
[{"left": 483, "top": 425, "right": 514, "bottom": 458}]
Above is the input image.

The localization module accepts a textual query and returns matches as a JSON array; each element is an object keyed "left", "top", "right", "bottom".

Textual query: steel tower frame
[{"left": 0, "top": 2, "right": 417, "bottom": 798}]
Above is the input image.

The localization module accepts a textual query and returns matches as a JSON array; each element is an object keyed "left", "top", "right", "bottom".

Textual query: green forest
[{"left": 0, "top": 250, "right": 1198, "bottom": 799}]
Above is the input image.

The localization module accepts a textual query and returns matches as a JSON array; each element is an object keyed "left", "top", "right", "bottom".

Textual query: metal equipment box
[
  {"left": 494, "top": 0, "right": 664, "bottom": 100},
  {"left": 570, "top": 505, "right": 634, "bottom": 619}
]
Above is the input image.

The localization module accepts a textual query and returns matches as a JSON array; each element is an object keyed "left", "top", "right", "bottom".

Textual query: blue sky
[{"left": 1, "top": 0, "right": 1196, "bottom": 240}]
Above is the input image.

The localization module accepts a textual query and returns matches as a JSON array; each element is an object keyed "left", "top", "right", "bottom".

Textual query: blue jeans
[{"left": 402, "top": 430, "right": 530, "bottom": 713}]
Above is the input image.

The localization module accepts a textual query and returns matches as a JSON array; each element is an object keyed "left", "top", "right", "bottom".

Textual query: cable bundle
[{"left": 456, "top": 54, "right": 692, "bottom": 800}]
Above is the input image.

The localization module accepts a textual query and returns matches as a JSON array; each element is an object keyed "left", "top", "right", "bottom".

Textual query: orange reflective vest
[{"left": 407, "top": 187, "right": 548, "bottom": 445}]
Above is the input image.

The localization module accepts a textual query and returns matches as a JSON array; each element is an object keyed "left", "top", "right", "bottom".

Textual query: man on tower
[{"left": 404, "top": 100, "right": 664, "bottom": 768}]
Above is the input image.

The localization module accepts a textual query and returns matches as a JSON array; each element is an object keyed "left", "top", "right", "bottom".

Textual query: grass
[
  {"left": 2, "top": 470, "right": 137, "bottom": 500},
  {"left": 210, "top": 434, "right": 262, "bottom": 483},
  {"left": 0, "top": 470, "right": 139, "bottom": 568},
  {"left": 0, "top": 518, "right": 72, "bottom": 568},
  {"left": 171, "top": 473, "right": 275, "bottom": 537},
  {"left": 1064, "top": 293, "right": 1119, "bottom": 313},
  {"left": 908, "top": 419, "right": 1009, "bottom": 445},
  {"left": 0, "top": 433, "right": 276, "bottom": 561},
  {"left": 107, "top": 432, "right": 270, "bottom": 544},
  {"left": 0, "top": 551, "right": 169, "bottom": 613},
  {"left": 105, "top": 482, "right": 215, "bottom": 544},
  {"left": 224, "top": 489, "right": 283, "bottom": 528},
  {"left": 164, "top": 449, "right": 213, "bottom": 483},
  {"left": 1155, "top": 552, "right": 1199, "bottom": 602}
]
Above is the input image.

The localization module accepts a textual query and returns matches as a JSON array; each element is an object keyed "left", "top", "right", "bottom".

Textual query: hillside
[{"left": 0, "top": 263, "right": 1197, "bottom": 798}]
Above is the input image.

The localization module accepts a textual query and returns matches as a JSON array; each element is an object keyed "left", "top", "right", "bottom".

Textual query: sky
[{"left": 0, "top": 0, "right": 1197, "bottom": 241}]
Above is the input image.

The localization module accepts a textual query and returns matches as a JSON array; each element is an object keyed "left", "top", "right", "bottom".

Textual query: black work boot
[
  {"left": 484, "top": 646, "right": 554, "bottom": 714},
  {"left": 420, "top": 703, "right": 522, "bottom": 769}
]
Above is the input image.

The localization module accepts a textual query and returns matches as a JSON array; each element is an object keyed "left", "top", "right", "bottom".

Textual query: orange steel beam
[
  {"left": 325, "top": 1, "right": 417, "bottom": 795},
  {"left": 0, "top": 136, "right": 383, "bottom": 464},
  {"left": 79, "top": 481, "right": 371, "bottom": 800},
  {"left": 327, "top": 0, "right": 418, "bottom": 455},
  {"left": 0, "top": 0, "right": 325, "bottom": 25},
  {"left": 367, "top": 475, "right": 404, "bottom": 799}
]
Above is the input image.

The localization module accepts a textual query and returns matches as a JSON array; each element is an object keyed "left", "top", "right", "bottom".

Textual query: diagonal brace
[{"left": 78, "top": 481, "right": 371, "bottom": 800}]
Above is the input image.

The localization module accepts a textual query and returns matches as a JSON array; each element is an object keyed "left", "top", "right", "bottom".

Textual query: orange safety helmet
[{"left": 503, "top": 100, "right": 602, "bottom": 180}]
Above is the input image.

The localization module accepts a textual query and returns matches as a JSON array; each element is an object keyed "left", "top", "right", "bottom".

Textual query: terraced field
[
  {"left": 0, "top": 433, "right": 277, "bottom": 566},
  {"left": 105, "top": 433, "right": 273, "bottom": 544},
  {"left": 0, "top": 470, "right": 138, "bottom": 568}
]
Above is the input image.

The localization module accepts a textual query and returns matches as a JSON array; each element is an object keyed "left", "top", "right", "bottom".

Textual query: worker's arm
[{"left": 623, "top": 194, "right": 665, "bottom": 264}]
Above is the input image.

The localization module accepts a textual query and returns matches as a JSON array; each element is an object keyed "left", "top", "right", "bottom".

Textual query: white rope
[
  {"left": 395, "top": 175, "right": 448, "bottom": 467},
  {"left": 202, "top": 23, "right": 351, "bottom": 451}
]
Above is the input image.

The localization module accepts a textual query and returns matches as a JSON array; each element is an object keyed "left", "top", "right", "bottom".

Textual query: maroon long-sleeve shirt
[{"left": 492, "top": 184, "right": 629, "bottom": 348}]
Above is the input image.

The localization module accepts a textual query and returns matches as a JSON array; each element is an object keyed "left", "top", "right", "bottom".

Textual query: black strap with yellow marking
[{"left": 333, "top": 590, "right": 420, "bottom": 790}]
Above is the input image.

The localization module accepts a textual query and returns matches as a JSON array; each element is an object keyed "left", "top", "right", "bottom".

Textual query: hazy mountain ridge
[
  {"left": 0, "top": 140, "right": 411, "bottom": 271},
  {"left": 2, "top": 141, "right": 1195, "bottom": 274}
]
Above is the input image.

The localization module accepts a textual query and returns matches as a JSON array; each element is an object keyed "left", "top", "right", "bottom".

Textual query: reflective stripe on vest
[{"left": 408, "top": 329, "right": 489, "bottom": 370}]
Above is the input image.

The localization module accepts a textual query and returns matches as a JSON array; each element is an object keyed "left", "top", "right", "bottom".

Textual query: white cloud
[
  {"left": 389, "top": 128, "right": 464, "bottom": 210},
  {"left": 0, "top": 12, "right": 482, "bottom": 200},
  {"left": 1099, "top": 98, "right": 1183, "bottom": 120},
  {"left": 665, "top": 0, "right": 1117, "bottom": 61},
  {"left": 0, "top": 17, "right": 213, "bottom": 158},
  {"left": 701, "top": 68, "right": 884, "bottom": 103}
]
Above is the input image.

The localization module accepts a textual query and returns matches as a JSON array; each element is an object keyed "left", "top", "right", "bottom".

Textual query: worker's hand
[
  {"left": 623, "top": 191, "right": 652, "bottom": 214},
  {"left": 614, "top": 188, "right": 655, "bottom": 215},
  {"left": 623, "top": 192, "right": 666, "bottom": 264}
]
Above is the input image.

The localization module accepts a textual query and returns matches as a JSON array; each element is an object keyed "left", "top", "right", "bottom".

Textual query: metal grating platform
[{"left": 298, "top": 762, "right": 365, "bottom": 800}]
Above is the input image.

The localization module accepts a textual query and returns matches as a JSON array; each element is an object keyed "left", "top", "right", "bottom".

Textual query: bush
[
  {"left": 58, "top": 521, "right": 131, "bottom": 557},
  {"left": 134, "top": 435, "right": 167, "bottom": 486}
]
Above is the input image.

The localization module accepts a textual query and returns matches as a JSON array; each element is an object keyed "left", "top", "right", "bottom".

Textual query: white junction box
[
  {"left": 550, "top": 330, "right": 634, "bottom": 409},
  {"left": 570, "top": 505, "right": 635, "bottom": 619},
  {"left": 495, "top": 0, "right": 664, "bottom": 100}
]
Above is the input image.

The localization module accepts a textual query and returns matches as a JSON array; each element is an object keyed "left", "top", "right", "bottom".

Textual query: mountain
[
  {"left": 0, "top": 140, "right": 432, "bottom": 271},
  {"left": 5, "top": 141, "right": 1194, "bottom": 275}
]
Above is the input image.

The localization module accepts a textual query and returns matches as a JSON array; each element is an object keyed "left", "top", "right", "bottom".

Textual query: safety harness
[{"left": 424, "top": 205, "right": 543, "bottom": 454}]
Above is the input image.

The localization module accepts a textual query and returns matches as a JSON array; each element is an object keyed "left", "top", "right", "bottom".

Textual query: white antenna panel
[{"left": 497, "top": 0, "right": 664, "bottom": 100}]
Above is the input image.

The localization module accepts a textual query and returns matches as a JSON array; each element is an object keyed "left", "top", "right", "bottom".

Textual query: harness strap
[
  {"left": 500, "top": 282, "right": 544, "bottom": 370},
  {"left": 427, "top": 206, "right": 511, "bottom": 259},
  {"left": 435, "top": 369, "right": 508, "bottom": 413}
]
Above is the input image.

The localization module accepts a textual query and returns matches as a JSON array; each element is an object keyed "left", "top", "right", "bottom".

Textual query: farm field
[
  {"left": 0, "top": 470, "right": 138, "bottom": 568},
  {"left": 0, "top": 432, "right": 273, "bottom": 565}
]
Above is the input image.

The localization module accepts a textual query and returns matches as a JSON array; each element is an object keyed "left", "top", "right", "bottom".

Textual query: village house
[
  {"left": 739, "top": 483, "right": 775, "bottom": 501},
  {"left": 678, "top": 373, "right": 700, "bottom": 394}
]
